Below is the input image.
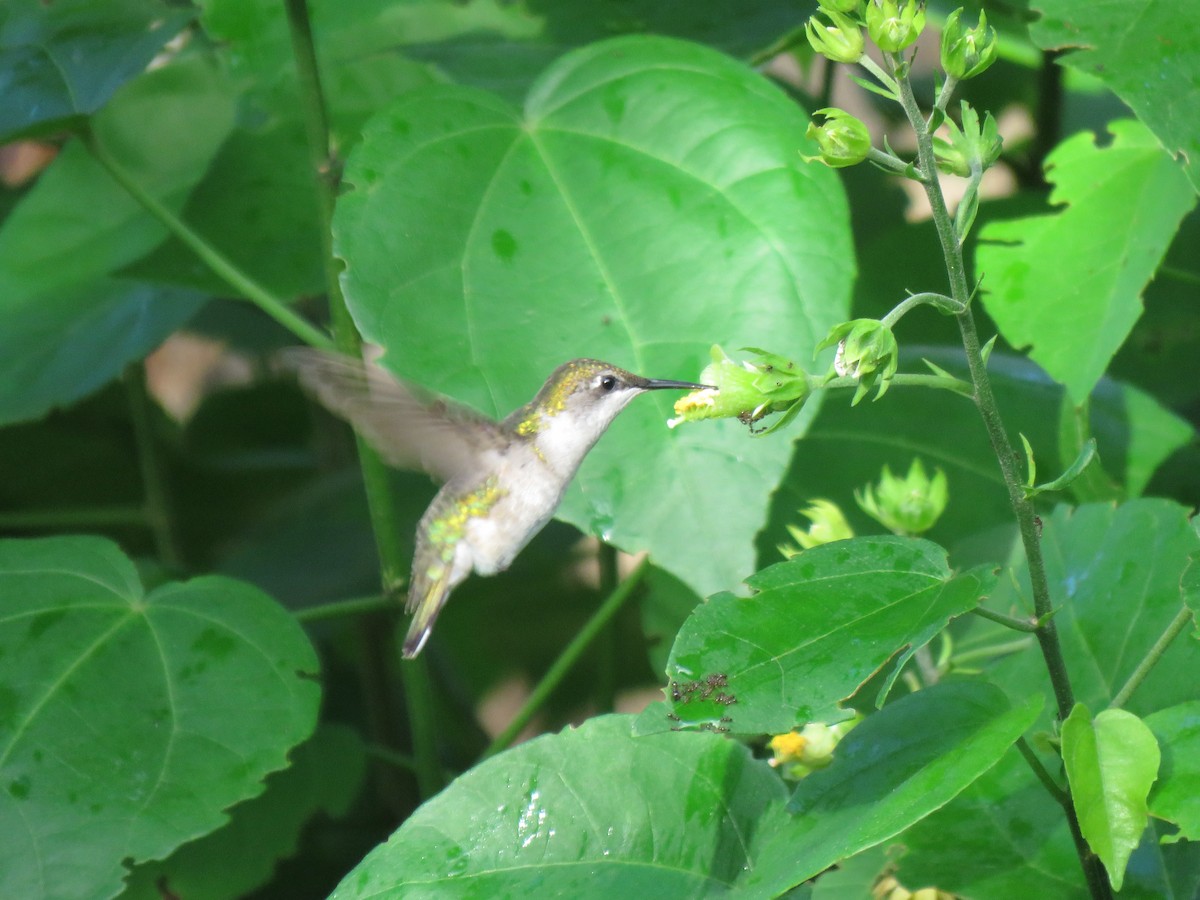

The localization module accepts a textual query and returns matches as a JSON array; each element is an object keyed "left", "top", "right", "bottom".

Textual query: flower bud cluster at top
[{"left": 803, "top": 3, "right": 998, "bottom": 171}]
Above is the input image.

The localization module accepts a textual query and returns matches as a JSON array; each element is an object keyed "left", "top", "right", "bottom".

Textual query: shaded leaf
[
  {"left": 328, "top": 714, "right": 788, "bottom": 898},
  {"left": 640, "top": 537, "right": 995, "bottom": 735},
  {"left": 1146, "top": 701, "right": 1200, "bottom": 843},
  {"left": 0, "top": 56, "right": 235, "bottom": 424},
  {"left": 0, "top": 0, "right": 192, "bottom": 140},
  {"left": 976, "top": 120, "right": 1196, "bottom": 402},
  {"left": 1061, "top": 705, "right": 1160, "bottom": 890},
  {"left": 1030, "top": 0, "right": 1200, "bottom": 193},
  {"left": 333, "top": 35, "right": 853, "bottom": 597},
  {"left": 0, "top": 536, "right": 321, "bottom": 900},
  {"left": 984, "top": 499, "right": 1200, "bottom": 716},
  {"left": 119, "top": 724, "right": 365, "bottom": 900},
  {"left": 742, "top": 682, "right": 1042, "bottom": 896}
]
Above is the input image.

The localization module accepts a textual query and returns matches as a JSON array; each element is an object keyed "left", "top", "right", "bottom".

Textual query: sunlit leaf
[{"left": 333, "top": 35, "right": 853, "bottom": 598}]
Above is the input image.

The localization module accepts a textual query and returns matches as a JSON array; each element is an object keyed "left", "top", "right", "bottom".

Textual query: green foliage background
[{"left": 0, "top": 0, "right": 1197, "bottom": 897}]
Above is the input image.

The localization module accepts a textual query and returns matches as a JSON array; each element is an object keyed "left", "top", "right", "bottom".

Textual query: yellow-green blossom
[
  {"left": 780, "top": 500, "right": 855, "bottom": 558},
  {"left": 856, "top": 458, "right": 948, "bottom": 535}
]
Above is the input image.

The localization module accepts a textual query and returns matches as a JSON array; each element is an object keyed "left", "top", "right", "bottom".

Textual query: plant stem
[
  {"left": 483, "top": 557, "right": 650, "bottom": 759},
  {"left": 822, "top": 372, "right": 975, "bottom": 399},
  {"left": 125, "top": 364, "right": 183, "bottom": 570},
  {"left": 1016, "top": 737, "right": 1067, "bottom": 805},
  {"left": 951, "top": 636, "right": 1034, "bottom": 666},
  {"left": 895, "top": 71, "right": 1110, "bottom": 900},
  {"left": 81, "top": 128, "right": 334, "bottom": 352},
  {"left": 283, "top": 0, "right": 440, "bottom": 801},
  {"left": 294, "top": 594, "right": 395, "bottom": 624},
  {"left": 970, "top": 605, "right": 1038, "bottom": 633},
  {"left": 881, "top": 291, "right": 965, "bottom": 328},
  {"left": 595, "top": 542, "right": 621, "bottom": 713},
  {"left": 1109, "top": 607, "right": 1194, "bottom": 710}
]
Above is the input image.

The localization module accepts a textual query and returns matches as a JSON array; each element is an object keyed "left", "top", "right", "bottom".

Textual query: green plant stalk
[
  {"left": 1016, "top": 736, "right": 1068, "bottom": 804},
  {"left": 124, "top": 363, "right": 183, "bottom": 570},
  {"left": 970, "top": 605, "right": 1038, "bottom": 633},
  {"left": 594, "top": 542, "right": 621, "bottom": 713},
  {"left": 81, "top": 128, "right": 334, "bottom": 352},
  {"left": 880, "top": 291, "right": 965, "bottom": 328},
  {"left": 283, "top": 0, "right": 441, "bottom": 800},
  {"left": 823, "top": 371, "right": 975, "bottom": 399},
  {"left": 294, "top": 594, "right": 396, "bottom": 624},
  {"left": 1109, "top": 606, "right": 1194, "bottom": 710},
  {"left": 894, "top": 65, "right": 1111, "bottom": 900},
  {"left": 483, "top": 557, "right": 650, "bottom": 759}
]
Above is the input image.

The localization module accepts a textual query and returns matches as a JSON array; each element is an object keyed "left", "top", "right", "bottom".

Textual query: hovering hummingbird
[{"left": 283, "top": 349, "right": 709, "bottom": 658}]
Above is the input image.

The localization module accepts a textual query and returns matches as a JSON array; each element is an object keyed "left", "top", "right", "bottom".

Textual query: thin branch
[
  {"left": 81, "top": 127, "right": 333, "bottom": 351},
  {"left": 125, "top": 364, "right": 183, "bottom": 570},
  {"left": 971, "top": 605, "right": 1039, "bottom": 633},
  {"left": 483, "top": 558, "right": 651, "bottom": 759},
  {"left": 1109, "top": 607, "right": 1195, "bottom": 710},
  {"left": 294, "top": 594, "right": 395, "bottom": 624}
]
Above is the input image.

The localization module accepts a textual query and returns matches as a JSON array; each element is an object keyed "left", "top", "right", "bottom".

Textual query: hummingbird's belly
[{"left": 464, "top": 471, "right": 563, "bottom": 576}]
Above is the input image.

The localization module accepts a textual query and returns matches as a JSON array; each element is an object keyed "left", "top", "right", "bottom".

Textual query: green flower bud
[
  {"left": 805, "top": 9, "right": 865, "bottom": 64},
  {"left": 856, "top": 458, "right": 948, "bottom": 536},
  {"left": 866, "top": 0, "right": 925, "bottom": 53},
  {"left": 932, "top": 100, "right": 1002, "bottom": 177},
  {"left": 668, "top": 345, "right": 810, "bottom": 430},
  {"left": 780, "top": 500, "right": 855, "bottom": 558},
  {"left": 940, "top": 8, "right": 998, "bottom": 80},
  {"left": 818, "top": 0, "right": 864, "bottom": 14},
  {"left": 816, "top": 318, "right": 899, "bottom": 404},
  {"left": 804, "top": 107, "right": 872, "bottom": 169}
]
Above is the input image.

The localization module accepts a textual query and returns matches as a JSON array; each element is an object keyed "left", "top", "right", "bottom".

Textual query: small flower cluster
[
  {"left": 767, "top": 716, "right": 861, "bottom": 780},
  {"left": 817, "top": 318, "right": 899, "bottom": 404},
  {"left": 856, "top": 458, "right": 948, "bottom": 536},
  {"left": 779, "top": 500, "right": 854, "bottom": 558}
]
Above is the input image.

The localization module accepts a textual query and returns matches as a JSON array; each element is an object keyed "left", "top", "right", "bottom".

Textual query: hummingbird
[{"left": 282, "top": 348, "right": 709, "bottom": 658}]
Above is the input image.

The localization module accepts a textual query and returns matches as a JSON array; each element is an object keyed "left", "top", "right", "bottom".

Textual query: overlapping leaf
[
  {"left": 1030, "top": 0, "right": 1200, "bottom": 193},
  {"left": 976, "top": 120, "right": 1196, "bottom": 402},
  {"left": 1146, "top": 701, "right": 1200, "bottom": 843},
  {"left": 744, "top": 683, "right": 1042, "bottom": 896},
  {"left": 0, "top": 0, "right": 192, "bottom": 140},
  {"left": 640, "top": 537, "right": 994, "bottom": 735},
  {"left": 328, "top": 714, "right": 789, "bottom": 897},
  {"left": 0, "top": 57, "right": 234, "bottom": 424},
  {"left": 332, "top": 35, "right": 852, "bottom": 597},
  {"left": 0, "top": 537, "right": 320, "bottom": 900}
]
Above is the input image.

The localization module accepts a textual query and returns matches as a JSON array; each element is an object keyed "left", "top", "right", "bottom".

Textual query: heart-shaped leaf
[
  {"left": 0, "top": 536, "right": 320, "bottom": 900},
  {"left": 332, "top": 35, "right": 853, "bottom": 597}
]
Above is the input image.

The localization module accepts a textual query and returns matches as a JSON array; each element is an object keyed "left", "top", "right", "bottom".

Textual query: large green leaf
[
  {"left": 1062, "top": 705, "right": 1161, "bottom": 891},
  {"left": 1030, "top": 0, "right": 1200, "bottom": 193},
  {"left": 328, "top": 714, "right": 789, "bottom": 898},
  {"left": 976, "top": 120, "right": 1196, "bottom": 402},
  {"left": 742, "top": 682, "right": 1042, "bottom": 896},
  {"left": 639, "top": 537, "right": 994, "bottom": 736},
  {"left": 1146, "top": 701, "right": 1200, "bottom": 843},
  {"left": 0, "top": 536, "right": 320, "bottom": 900},
  {"left": 119, "top": 724, "right": 365, "bottom": 900},
  {"left": 333, "top": 35, "right": 852, "bottom": 597},
  {"left": 0, "top": 56, "right": 235, "bottom": 425},
  {"left": 0, "top": 0, "right": 192, "bottom": 141}
]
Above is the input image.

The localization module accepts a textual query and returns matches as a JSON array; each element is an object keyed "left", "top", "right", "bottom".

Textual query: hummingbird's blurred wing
[{"left": 280, "top": 347, "right": 504, "bottom": 483}]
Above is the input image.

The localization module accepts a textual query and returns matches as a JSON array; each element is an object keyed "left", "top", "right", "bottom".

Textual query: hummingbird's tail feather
[{"left": 402, "top": 561, "right": 454, "bottom": 659}]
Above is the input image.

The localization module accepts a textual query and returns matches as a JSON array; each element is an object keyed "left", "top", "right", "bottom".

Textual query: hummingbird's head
[{"left": 510, "top": 359, "right": 710, "bottom": 470}]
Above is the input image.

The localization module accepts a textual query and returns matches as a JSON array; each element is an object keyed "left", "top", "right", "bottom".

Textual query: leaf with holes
[
  {"left": 0, "top": 536, "right": 320, "bottom": 900},
  {"left": 637, "top": 537, "right": 994, "bottom": 736},
  {"left": 332, "top": 35, "right": 853, "bottom": 598}
]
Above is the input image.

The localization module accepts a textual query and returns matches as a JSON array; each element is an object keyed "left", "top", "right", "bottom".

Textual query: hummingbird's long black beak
[{"left": 642, "top": 378, "right": 715, "bottom": 391}]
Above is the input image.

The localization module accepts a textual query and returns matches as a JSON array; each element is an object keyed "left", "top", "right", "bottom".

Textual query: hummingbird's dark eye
[{"left": 599, "top": 374, "right": 618, "bottom": 392}]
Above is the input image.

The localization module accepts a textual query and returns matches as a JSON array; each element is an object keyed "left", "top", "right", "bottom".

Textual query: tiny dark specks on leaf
[
  {"left": 7, "top": 775, "right": 31, "bottom": 800},
  {"left": 492, "top": 228, "right": 518, "bottom": 263}
]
